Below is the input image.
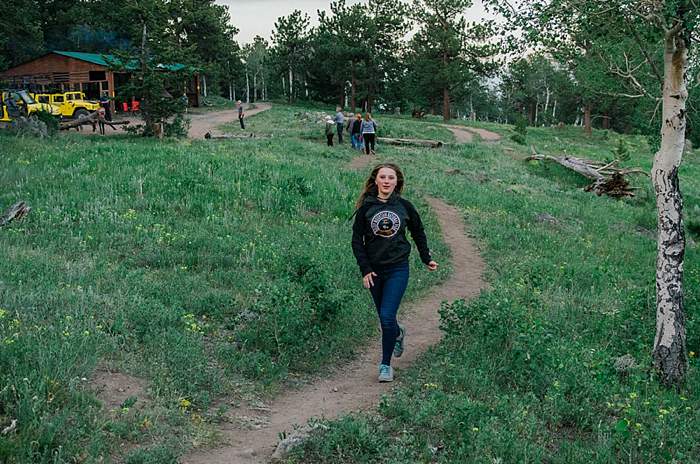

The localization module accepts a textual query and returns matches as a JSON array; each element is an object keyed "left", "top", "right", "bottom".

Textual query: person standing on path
[
  {"left": 351, "top": 163, "right": 439, "bottom": 382},
  {"left": 335, "top": 107, "right": 345, "bottom": 144},
  {"left": 325, "top": 116, "right": 335, "bottom": 146},
  {"left": 237, "top": 100, "right": 245, "bottom": 129},
  {"left": 361, "top": 113, "right": 378, "bottom": 155},
  {"left": 348, "top": 113, "right": 363, "bottom": 150}
]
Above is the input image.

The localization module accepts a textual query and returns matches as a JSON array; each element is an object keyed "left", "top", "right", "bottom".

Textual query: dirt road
[{"left": 187, "top": 103, "right": 272, "bottom": 139}]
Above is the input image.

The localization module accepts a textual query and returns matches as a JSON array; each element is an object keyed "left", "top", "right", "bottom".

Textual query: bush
[
  {"left": 511, "top": 116, "right": 528, "bottom": 145},
  {"left": 33, "top": 110, "right": 59, "bottom": 135}
]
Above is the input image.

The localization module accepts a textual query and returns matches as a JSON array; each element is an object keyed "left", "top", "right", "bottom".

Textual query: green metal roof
[
  {"left": 52, "top": 51, "right": 189, "bottom": 72},
  {"left": 53, "top": 50, "right": 114, "bottom": 67}
]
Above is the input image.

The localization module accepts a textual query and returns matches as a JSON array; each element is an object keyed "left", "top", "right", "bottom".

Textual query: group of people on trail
[{"left": 325, "top": 107, "right": 378, "bottom": 155}]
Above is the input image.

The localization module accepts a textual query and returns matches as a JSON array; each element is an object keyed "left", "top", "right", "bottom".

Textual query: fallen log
[
  {"left": 204, "top": 132, "right": 273, "bottom": 140},
  {"left": 0, "top": 202, "right": 31, "bottom": 228},
  {"left": 59, "top": 113, "right": 131, "bottom": 131},
  {"left": 526, "top": 148, "right": 647, "bottom": 198},
  {"left": 59, "top": 112, "right": 98, "bottom": 130},
  {"left": 377, "top": 137, "right": 444, "bottom": 148}
]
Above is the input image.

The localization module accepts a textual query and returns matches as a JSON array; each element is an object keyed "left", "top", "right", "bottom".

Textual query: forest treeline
[{"left": 1, "top": 0, "right": 698, "bottom": 143}]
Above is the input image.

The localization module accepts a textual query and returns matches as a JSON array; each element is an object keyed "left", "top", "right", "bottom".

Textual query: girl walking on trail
[
  {"left": 351, "top": 163, "right": 439, "bottom": 382},
  {"left": 361, "top": 113, "right": 378, "bottom": 155}
]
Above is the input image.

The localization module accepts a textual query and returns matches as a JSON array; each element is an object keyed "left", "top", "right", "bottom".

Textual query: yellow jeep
[
  {"left": 0, "top": 90, "right": 61, "bottom": 123},
  {"left": 32, "top": 91, "right": 101, "bottom": 119}
]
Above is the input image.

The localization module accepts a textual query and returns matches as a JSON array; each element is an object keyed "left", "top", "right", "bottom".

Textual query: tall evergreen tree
[
  {"left": 410, "top": 0, "right": 497, "bottom": 121},
  {"left": 271, "top": 10, "right": 311, "bottom": 102}
]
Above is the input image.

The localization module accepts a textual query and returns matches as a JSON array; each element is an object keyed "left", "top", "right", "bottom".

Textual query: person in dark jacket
[
  {"left": 237, "top": 100, "right": 245, "bottom": 129},
  {"left": 351, "top": 163, "right": 438, "bottom": 382},
  {"left": 347, "top": 113, "right": 363, "bottom": 150}
]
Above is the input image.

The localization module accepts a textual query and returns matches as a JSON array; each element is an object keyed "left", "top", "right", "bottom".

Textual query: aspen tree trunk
[
  {"left": 202, "top": 75, "right": 207, "bottom": 98},
  {"left": 552, "top": 99, "right": 557, "bottom": 120},
  {"left": 535, "top": 95, "right": 540, "bottom": 125},
  {"left": 351, "top": 63, "right": 356, "bottom": 112},
  {"left": 254, "top": 73, "right": 258, "bottom": 102},
  {"left": 288, "top": 66, "right": 293, "bottom": 102},
  {"left": 652, "top": 28, "right": 689, "bottom": 387},
  {"left": 245, "top": 71, "right": 250, "bottom": 104},
  {"left": 282, "top": 76, "right": 286, "bottom": 99}
]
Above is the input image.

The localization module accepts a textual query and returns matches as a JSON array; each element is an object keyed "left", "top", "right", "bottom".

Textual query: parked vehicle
[
  {"left": 32, "top": 91, "right": 101, "bottom": 119},
  {"left": 0, "top": 89, "right": 61, "bottom": 123}
]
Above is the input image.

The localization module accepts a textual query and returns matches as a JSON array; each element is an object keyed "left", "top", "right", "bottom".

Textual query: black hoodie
[{"left": 351, "top": 193, "right": 432, "bottom": 276}]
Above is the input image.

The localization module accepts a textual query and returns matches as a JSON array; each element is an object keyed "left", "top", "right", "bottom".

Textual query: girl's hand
[
  {"left": 427, "top": 261, "right": 438, "bottom": 271},
  {"left": 363, "top": 272, "right": 377, "bottom": 288}
]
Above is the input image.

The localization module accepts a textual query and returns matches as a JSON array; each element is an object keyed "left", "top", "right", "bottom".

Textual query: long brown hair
[{"left": 355, "top": 163, "right": 405, "bottom": 209}]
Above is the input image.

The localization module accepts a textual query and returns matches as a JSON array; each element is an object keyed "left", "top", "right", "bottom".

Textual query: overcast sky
[{"left": 218, "top": 0, "right": 491, "bottom": 44}]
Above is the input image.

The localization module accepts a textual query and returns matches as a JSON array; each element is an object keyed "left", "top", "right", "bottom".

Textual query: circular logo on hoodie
[{"left": 371, "top": 210, "right": 400, "bottom": 238}]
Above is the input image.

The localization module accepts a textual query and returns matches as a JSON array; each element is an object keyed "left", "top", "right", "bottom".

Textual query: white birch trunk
[
  {"left": 282, "top": 76, "right": 286, "bottom": 98},
  {"left": 245, "top": 71, "right": 250, "bottom": 104},
  {"left": 202, "top": 75, "right": 207, "bottom": 98},
  {"left": 289, "top": 67, "right": 293, "bottom": 102},
  {"left": 535, "top": 95, "right": 540, "bottom": 125},
  {"left": 544, "top": 86, "right": 550, "bottom": 116},
  {"left": 253, "top": 73, "right": 258, "bottom": 102},
  {"left": 552, "top": 99, "right": 557, "bottom": 120},
  {"left": 652, "top": 29, "right": 689, "bottom": 386}
]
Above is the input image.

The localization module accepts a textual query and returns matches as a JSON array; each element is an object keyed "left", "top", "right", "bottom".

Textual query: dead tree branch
[
  {"left": 526, "top": 147, "right": 647, "bottom": 198},
  {"left": 0, "top": 202, "right": 31, "bottom": 228}
]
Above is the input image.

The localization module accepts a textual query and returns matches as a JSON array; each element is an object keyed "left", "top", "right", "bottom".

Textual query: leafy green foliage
[
  {"left": 289, "top": 112, "right": 700, "bottom": 464},
  {"left": 510, "top": 115, "right": 528, "bottom": 145},
  {"left": 32, "top": 109, "right": 59, "bottom": 135}
]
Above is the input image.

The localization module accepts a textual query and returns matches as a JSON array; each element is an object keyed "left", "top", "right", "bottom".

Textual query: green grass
[
  {"left": 289, "top": 121, "right": 700, "bottom": 462},
  {"left": 225, "top": 104, "right": 455, "bottom": 143},
  {"left": 0, "top": 118, "right": 448, "bottom": 462},
  {"left": 1, "top": 105, "right": 699, "bottom": 463}
]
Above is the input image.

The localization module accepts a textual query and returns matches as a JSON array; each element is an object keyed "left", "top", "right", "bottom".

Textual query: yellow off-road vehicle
[
  {"left": 0, "top": 89, "right": 61, "bottom": 124},
  {"left": 32, "top": 91, "right": 101, "bottom": 119}
]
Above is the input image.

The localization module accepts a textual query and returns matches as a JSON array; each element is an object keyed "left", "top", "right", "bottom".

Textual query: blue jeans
[
  {"left": 351, "top": 133, "right": 362, "bottom": 150},
  {"left": 336, "top": 123, "right": 344, "bottom": 143},
  {"left": 369, "top": 262, "right": 409, "bottom": 366}
]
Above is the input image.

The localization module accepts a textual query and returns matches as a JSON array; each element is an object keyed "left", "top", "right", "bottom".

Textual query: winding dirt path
[
  {"left": 187, "top": 103, "right": 272, "bottom": 139},
  {"left": 445, "top": 124, "right": 501, "bottom": 143},
  {"left": 183, "top": 153, "right": 487, "bottom": 462}
]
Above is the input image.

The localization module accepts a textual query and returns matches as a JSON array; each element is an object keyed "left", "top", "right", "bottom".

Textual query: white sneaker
[{"left": 378, "top": 364, "right": 394, "bottom": 382}]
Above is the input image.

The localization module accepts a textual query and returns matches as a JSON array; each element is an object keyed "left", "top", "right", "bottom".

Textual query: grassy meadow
[
  {"left": 289, "top": 116, "right": 700, "bottom": 462},
  {"left": 1, "top": 104, "right": 699, "bottom": 463},
  {"left": 0, "top": 106, "right": 449, "bottom": 462}
]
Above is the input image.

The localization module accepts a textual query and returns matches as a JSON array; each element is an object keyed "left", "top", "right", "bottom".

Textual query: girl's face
[{"left": 375, "top": 167, "right": 398, "bottom": 198}]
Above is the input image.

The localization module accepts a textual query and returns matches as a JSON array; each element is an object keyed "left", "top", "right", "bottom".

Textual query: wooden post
[{"left": 107, "top": 71, "right": 116, "bottom": 115}]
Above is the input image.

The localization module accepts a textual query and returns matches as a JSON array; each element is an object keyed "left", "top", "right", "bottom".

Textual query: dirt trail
[
  {"left": 187, "top": 103, "right": 272, "bottom": 139},
  {"left": 183, "top": 158, "right": 487, "bottom": 462},
  {"left": 445, "top": 124, "right": 501, "bottom": 143}
]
